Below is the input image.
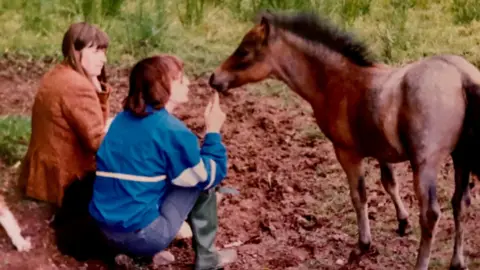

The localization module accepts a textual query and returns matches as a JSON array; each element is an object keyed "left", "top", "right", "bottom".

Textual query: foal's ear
[{"left": 258, "top": 14, "right": 272, "bottom": 45}]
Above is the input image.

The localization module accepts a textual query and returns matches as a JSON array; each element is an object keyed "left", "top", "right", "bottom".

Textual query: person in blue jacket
[{"left": 88, "top": 54, "right": 237, "bottom": 269}]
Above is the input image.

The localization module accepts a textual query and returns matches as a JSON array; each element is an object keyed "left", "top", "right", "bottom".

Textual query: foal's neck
[{"left": 271, "top": 39, "right": 372, "bottom": 107}]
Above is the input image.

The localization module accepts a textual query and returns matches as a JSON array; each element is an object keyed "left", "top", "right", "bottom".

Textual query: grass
[
  {"left": 2, "top": 0, "right": 480, "bottom": 73},
  {"left": 0, "top": 116, "right": 31, "bottom": 165}
]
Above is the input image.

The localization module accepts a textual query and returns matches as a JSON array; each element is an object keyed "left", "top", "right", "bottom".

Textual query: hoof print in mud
[
  {"left": 348, "top": 244, "right": 379, "bottom": 264},
  {"left": 296, "top": 214, "right": 318, "bottom": 230}
]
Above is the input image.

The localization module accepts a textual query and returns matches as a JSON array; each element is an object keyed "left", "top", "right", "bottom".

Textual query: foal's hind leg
[
  {"left": 450, "top": 152, "right": 471, "bottom": 270},
  {"left": 334, "top": 148, "right": 371, "bottom": 252},
  {"left": 379, "top": 163, "right": 409, "bottom": 236},
  {"left": 412, "top": 161, "right": 442, "bottom": 270}
]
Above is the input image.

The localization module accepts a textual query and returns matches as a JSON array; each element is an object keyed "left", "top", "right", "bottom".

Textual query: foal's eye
[{"left": 234, "top": 48, "right": 250, "bottom": 58}]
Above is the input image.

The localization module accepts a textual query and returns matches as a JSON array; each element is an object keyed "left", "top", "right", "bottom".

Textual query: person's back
[
  {"left": 30, "top": 64, "right": 103, "bottom": 166},
  {"left": 90, "top": 107, "right": 203, "bottom": 232},
  {"left": 19, "top": 22, "right": 112, "bottom": 206},
  {"left": 89, "top": 55, "right": 237, "bottom": 269}
]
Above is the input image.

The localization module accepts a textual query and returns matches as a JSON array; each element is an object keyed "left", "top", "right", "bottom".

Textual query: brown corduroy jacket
[{"left": 18, "top": 63, "right": 112, "bottom": 206}]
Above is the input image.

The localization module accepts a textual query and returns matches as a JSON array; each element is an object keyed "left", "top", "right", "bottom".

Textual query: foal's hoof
[
  {"left": 449, "top": 266, "right": 468, "bottom": 270},
  {"left": 396, "top": 219, "right": 410, "bottom": 237},
  {"left": 359, "top": 241, "right": 371, "bottom": 253},
  {"left": 450, "top": 264, "right": 468, "bottom": 270}
]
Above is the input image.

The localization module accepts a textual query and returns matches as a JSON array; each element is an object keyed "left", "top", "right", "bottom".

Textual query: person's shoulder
[
  {"left": 163, "top": 113, "right": 192, "bottom": 134},
  {"left": 156, "top": 112, "right": 198, "bottom": 144},
  {"left": 40, "top": 63, "right": 94, "bottom": 95}
]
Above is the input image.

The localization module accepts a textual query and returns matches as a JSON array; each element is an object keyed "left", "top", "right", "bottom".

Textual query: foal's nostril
[
  {"left": 208, "top": 73, "right": 216, "bottom": 88},
  {"left": 208, "top": 73, "right": 224, "bottom": 92}
]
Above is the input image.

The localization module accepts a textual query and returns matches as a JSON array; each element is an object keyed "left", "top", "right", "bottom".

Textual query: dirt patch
[{"left": 0, "top": 58, "right": 480, "bottom": 270}]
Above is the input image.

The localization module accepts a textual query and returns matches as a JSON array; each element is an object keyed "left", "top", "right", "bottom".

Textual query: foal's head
[
  {"left": 209, "top": 11, "right": 278, "bottom": 92},
  {"left": 209, "top": 10, "right": 377, "bottom": 93}
]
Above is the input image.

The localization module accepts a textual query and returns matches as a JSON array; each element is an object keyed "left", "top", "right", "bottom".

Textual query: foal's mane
[{"left": 258, "top": 11, "right": 377, "bottom": 67}]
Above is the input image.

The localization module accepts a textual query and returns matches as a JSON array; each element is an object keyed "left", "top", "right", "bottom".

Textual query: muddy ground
[{"left": 0, "top": 57, "right": 480, "bottom": 270}]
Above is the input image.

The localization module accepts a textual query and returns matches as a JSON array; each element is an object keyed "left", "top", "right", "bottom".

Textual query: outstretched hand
[{"left": 204, "top": 92, "right": 226, "bottom": 133}]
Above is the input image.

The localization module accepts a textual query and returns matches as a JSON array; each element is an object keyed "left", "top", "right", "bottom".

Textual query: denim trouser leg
[{"left": 101, "top": 186, "right": 201, "bottom": 257}]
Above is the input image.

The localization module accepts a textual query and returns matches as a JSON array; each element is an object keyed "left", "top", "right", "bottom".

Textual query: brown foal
[{"left": 209, "top": 10, "right": 480, "bottom": 270}]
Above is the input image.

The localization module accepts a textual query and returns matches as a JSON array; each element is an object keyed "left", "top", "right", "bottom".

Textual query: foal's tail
[
  {"left": 435, "top": 55, "right": 480, "bottom": 192},
  {"left": 463, "top": 75, "right": 480, "bottom": 178}
]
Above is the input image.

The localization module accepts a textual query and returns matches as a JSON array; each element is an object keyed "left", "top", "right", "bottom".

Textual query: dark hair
[
  {"left": 61, "top": 22, "right": 110, "bottom": 87},
  {"left": 123, "top": 54, "right": 184, "bottom": 117}
]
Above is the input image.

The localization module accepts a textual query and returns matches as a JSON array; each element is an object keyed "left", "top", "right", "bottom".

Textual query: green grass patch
[
  {"left": 0, "top": 116, "right": 31, "bottom": 165},
  {"left": 2, "top": 0, "right": 480, "bottom": 74}
]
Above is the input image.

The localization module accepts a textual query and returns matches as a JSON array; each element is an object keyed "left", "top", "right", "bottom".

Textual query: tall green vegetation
[{"left": 1, "top": 0, "right": 480, "bottom": 73}]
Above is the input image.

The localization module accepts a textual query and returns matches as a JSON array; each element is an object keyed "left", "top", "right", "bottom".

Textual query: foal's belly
[
  {"left": 354, "top": 105, "right": 409, "bottom": 162},
  {"left": 361, "top": 142, "right": 408, "bottom": 163},
  {"left": 320, "top": 118, "right": 408, "bottom": 163},
  {"left": 351, "top": 121, "right": 408, "bottom": 163}
]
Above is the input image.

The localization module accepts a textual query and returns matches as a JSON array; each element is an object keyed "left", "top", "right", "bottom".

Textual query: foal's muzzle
[{"left": 208, "top": 73, "right": 229, "bottom": 92}]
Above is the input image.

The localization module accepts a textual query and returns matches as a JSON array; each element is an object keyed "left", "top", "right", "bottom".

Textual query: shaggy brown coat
[{"left": 18, "top": 63, "right": 111, "bottom": 206}]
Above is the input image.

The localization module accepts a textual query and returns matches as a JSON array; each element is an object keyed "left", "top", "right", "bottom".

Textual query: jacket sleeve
[
  {"left": 165, "top": 130, "right": 228, "bottom": 190},
  {"left": 60, "top": 85, "right": 106, "bottom": 153}
]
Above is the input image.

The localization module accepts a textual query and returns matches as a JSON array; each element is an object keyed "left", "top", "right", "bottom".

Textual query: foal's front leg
[{"left": 335, "top": 147, "right": 371, "bottom": 252}]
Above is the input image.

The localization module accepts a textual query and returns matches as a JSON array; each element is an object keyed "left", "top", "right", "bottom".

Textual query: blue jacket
[{"left": 88, "top": 107, "right": 228, "bottom": 233}]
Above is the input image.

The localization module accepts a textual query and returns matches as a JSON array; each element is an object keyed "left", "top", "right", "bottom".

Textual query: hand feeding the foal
[{"left": 204, "top": 92, "right": 226, "bottom": 134}]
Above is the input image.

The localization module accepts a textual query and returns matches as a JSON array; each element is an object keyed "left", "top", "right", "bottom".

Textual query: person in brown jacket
[{"left": 18, "top": 22, "right": 112, "bottom": 207}]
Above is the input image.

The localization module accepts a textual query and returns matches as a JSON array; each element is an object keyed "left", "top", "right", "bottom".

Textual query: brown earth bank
[{"left": 0, "top": 58, "right": 480, "bottom": 270}]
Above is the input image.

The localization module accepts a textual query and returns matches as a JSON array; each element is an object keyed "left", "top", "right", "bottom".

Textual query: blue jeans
[{"left": 101, "top": 186, "right": 201, "bottom": 257}]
